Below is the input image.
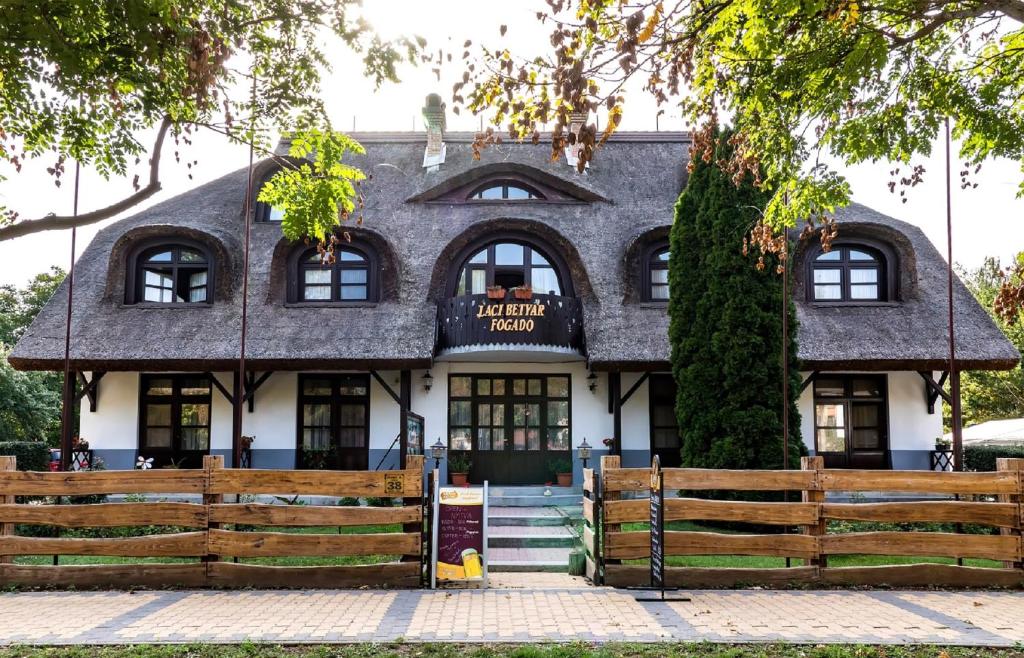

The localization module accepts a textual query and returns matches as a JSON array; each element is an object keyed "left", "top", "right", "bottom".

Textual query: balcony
[{"left": 435, "top": 293, "right": 586, "bottom": 359}]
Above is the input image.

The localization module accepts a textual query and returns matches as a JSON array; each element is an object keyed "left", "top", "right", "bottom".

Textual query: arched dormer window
[
  {"left": 452, "top": 239, "right": 569, "bottom": 297},
  {"left": 808, "top": 243, "right": 891, "bottom": 302},
  {"left": 291, "top": 245, "right": 379, "bottom": 303},
  {"left": 468, "top": 180, "right": 544, "bottom": 201},
  {"left": 644, "top": 242, "right": 671, "bottom": 302},
  {"left": 128, "top": 243, "right": 212, "bottom": 305},
  {"left": 254, "top": 168, "right": 284, "bottom": 222}
]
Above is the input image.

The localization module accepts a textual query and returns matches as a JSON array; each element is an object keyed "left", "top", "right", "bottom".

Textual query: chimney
[
  {"left": 422, "top": 93, "right": 446, "bottom": 172},
  {"left": 564, "top": 110, "right": 589, "bottom": 169}
]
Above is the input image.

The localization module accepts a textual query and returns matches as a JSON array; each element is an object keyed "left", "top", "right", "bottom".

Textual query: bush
[
  {"left": 0, "top": 440, "right": 50, "bottom": 471},
  {"left": 964, "top": 444, "right": 1024, "bottom": 472}
]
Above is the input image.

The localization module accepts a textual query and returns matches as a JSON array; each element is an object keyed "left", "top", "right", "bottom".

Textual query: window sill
[
  {"left": 809, "top": 301, "right": 900, "bottom": 308},
  {"left": 123, "top": 302, "right": 214, "bottom": 309},
  {"left": 284, "top": 302, "right": 380, "bottom": 309}
]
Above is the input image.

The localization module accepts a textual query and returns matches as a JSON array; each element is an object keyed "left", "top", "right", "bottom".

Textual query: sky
[{"left": 1, "top": 0, "right": 1022, "bottom": 287}]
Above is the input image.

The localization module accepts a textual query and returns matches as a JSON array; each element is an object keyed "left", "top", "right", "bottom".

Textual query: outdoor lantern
[
  {"left": 430, "top": 437, "right": 446, "bottom": 469},
  {"left": 578, "top": 437, "right": 592, "bottom": 469},
  {"left": 587, "top": 371, "right": 598, "bottom": 394},
  {"left": 422, "top": 370, "right": 434, "bottom": 392}
]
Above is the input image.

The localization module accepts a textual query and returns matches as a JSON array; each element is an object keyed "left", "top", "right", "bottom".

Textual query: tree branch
[{"left": 0, "top": 116, "right": 172, "bottom": 242}]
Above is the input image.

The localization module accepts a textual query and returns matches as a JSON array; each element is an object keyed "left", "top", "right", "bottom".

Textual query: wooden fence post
[
  {"left": 995, "top": 458, "right": 1023, "bottom": 570},
  {"left": 403, "top": 455, "right": 425, "bottom": 567},
  {"left": 0, "top": 456, "right": 14, "bottom": 565},
  {"left": 600, "top": 455, "right": 621, "bottom": 565},
  {"left": 801, "top": 456, "right": 825, "bottom": 568},
  {"left": 203, "top": 455, "right": 224, "bottom": 574}
]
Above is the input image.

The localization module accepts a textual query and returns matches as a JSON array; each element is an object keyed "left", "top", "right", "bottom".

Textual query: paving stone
[{"left": 0, "top": 587, "right": 1021, "bottom": 645}]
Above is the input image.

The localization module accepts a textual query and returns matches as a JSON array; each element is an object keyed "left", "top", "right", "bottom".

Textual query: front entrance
[{"left": 448, "top": 374, "right": 571, "bottom": 484}]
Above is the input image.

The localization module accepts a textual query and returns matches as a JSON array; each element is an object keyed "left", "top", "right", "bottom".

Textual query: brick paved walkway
[{"left": 0, "top": 583, "right": 1021, "bottom": 645}]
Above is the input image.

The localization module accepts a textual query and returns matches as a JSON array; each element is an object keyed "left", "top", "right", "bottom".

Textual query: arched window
[
  {"left": 645, "top": 244, "right": 670, "bottom": 301},
  {"left": 467, "top": 180, "right": 544, "bottom": 201},
  {"left": 295, "top": 246, "right": 377, "bottom": 303},
  {"left": 130, "top": 244, "right": 212, "bottom": 304},
  {"left": 255, "top": 169, "right": 284, "bottom": 222},
  {"left": 809, "top": 244, "right": 889, "bottom": 302},
  {"left": 453, "top": 240, "right": 566, "bottom": 296}
]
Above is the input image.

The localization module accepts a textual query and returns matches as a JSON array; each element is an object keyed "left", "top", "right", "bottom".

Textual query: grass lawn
[
  {"left": 13, "top": 525, "right": 404, "bottom": 567},
  {"left": 619, "top": 521, "right": 1005, "bottom": 569},
  {"left": 0, "top": 644, "right": 1020, "bottom": 658}
]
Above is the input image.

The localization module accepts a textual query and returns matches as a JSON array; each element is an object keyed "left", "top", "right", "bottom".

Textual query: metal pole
[
  {"left": 945, "top": 118, "right": 963, "bottom": 472},
  {"left": 59, "top": 161, "right": 81, "bottom": 472},
  {"left": 233, "top": 73, "right": 257, "bottom": 468}
]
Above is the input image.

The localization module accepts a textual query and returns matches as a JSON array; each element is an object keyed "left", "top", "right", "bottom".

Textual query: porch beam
[
  {"left": 609, "top": 372, "right": 622, "bottom": 455},
  {"left": 243, "top": 371, "right": 273, "bottom": 412},
  {"left": 619, "top": 372, "right": 650, "bottom": 407},
  {"left": 75, "top": 371, "right": 105, "bottom": 412},
  {"left": 207, "top": 372, "right": 234, "bottom": 405},
  {"left": 370, "top": 370, "right": 401, "bottom": 406},
  {"left": 800, "top": 371, "right": 818, "bottom": 394},
  {"left": 918, "top": 370, "right": 951, "bottom": 414}
]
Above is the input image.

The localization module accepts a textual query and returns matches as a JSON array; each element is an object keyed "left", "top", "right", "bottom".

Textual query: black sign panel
[{"left": 650, "top": 455, "right": 664, "bottom": 590}]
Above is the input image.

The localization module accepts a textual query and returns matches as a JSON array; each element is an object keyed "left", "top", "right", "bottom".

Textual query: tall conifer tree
[{"left": 668, "top": 131, "right": 803, "bottom": 471}]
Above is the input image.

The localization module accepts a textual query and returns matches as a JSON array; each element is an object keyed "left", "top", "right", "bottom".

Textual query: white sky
[{"left": 1, "top": 0, "right": 1022, "bottom": 287}]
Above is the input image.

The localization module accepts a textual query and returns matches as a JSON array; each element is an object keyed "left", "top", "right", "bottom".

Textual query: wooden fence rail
[
  {"left": 584, "top": 455, "right": 1024, "bottom": 588},
  {"left": 0, "top": 454, "right": 425, "bottom": 589}
]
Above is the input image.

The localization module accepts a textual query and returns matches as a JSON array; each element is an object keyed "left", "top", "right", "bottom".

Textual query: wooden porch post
[
  {"left": 0, "top": 456, "right": 14, "bottom": 564},
  {"left": 231, "top": 370, "right": 242, "bottom": 468},
  {"left": 399, "top": 370, "right": 411, "bottom": 468},
  {"left": 609, "top": 372, "right": 622, "bottom": 455}
]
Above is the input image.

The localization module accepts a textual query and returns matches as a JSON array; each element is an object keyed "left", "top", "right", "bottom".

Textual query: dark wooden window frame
[
  {"left": 295, "top": 373, "right": 371, "bottom": 469},
  {"left": 448, "top": 233, "right": 574, "bottom": 298},
  {"left": 137, "top": 373, "right": 213, "bottom": 467},
  {"left": 125, "top": 240, "right": 214, "bottom": 306},
  {"left": 643, "top": 240, "right": 671, "bottom": 303},
  {"left": 288, "top": 244, "right": 380, "bottom": 304},
  {"left": 467, "top": 179, "right": 545, "bottom": 201},
  {"left": 447, "top": 373, "right": 572, "bottom": 453},
  {"left": 254, "top": 168, "right": 283, "bottom": 223},
  {"left": 812, "top": 374, "right": 890, "bottom": 465},
  {"left": 806, "top": 240, "right": 896, "bottom": 304}
]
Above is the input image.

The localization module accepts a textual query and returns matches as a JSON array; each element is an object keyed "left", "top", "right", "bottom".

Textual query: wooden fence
[
  {"left": 0, "top": 454, "right": 425, "bottom": 589},
  {"left": 583, "top": 455, "right": 1024, "bottom": 588}
]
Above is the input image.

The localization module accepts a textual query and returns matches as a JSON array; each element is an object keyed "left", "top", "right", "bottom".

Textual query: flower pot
[
  {"left": 512, "top": 287, "right": 533, "bottom": 300},
  {"left": 556, "top": 472, "right": 572, "bottom": 487},
  {"left": 486, "top": 286, "right": 506, "bottom": 300},
  {"left": 450, "top": 472, "right": 469, "bottom": 486}
]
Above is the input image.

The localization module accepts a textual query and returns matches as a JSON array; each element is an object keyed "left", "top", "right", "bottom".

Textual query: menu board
[{"left": 433, "top": 485, "right": 487, "bottom": 586}]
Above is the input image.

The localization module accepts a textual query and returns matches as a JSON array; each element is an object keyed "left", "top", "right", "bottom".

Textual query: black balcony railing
[{"left": 436, "top": 293, "right": 585, "bottom": 355}]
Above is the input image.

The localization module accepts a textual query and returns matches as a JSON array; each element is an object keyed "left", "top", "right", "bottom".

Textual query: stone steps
[{"left": 485, "top": 491, "right": 583, "bottom": 572}]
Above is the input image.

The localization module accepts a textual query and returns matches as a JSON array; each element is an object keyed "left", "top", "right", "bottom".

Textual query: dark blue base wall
[
  {"left": 93, "top": 448, "right": 407, "bottom": 471},
  {"left": 90, "top": 448, "right": 938, "bottom": 477}
]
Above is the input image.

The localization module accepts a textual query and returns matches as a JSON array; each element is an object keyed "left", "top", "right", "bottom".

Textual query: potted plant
[
  {"left": 547, "top": 457, "right": 573, "bottom": 487},
  {"left": 486, "top": 285, "right": 506, "bottom": 300},
  {"left": 511, "top": 285, "right": 533, "bottom": 300},
  {"left": 449, "top": 453, "right": 472, "bottom": 486},
  {"left": 602, "top": 437, "right": 615, "bottom": 451},
  {"left": 935, "top": 437, "right": 952, "bottom": 451}
]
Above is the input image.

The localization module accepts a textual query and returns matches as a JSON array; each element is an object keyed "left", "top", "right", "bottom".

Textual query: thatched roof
[{"left": 8, "top": 131, "right": 1017, "bottom": 372}]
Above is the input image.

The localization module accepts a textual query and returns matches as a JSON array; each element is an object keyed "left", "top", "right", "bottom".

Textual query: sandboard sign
[
  {"left": 431, "top": 481, "right": 489, "bottom": 588},
  {"left": 633, "top": 455, "right": 689, "bottom": 602},
  {"left": 649, "top": 455, "right": 664, "bottom": 591}
]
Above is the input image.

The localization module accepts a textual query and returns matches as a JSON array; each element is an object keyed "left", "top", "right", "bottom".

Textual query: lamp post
[
  {"left": 430, "top": 438, "right": 446, "bottom": 470},
  {"left": 578, "top": 437, "right": 592, "bottom": 470}
]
